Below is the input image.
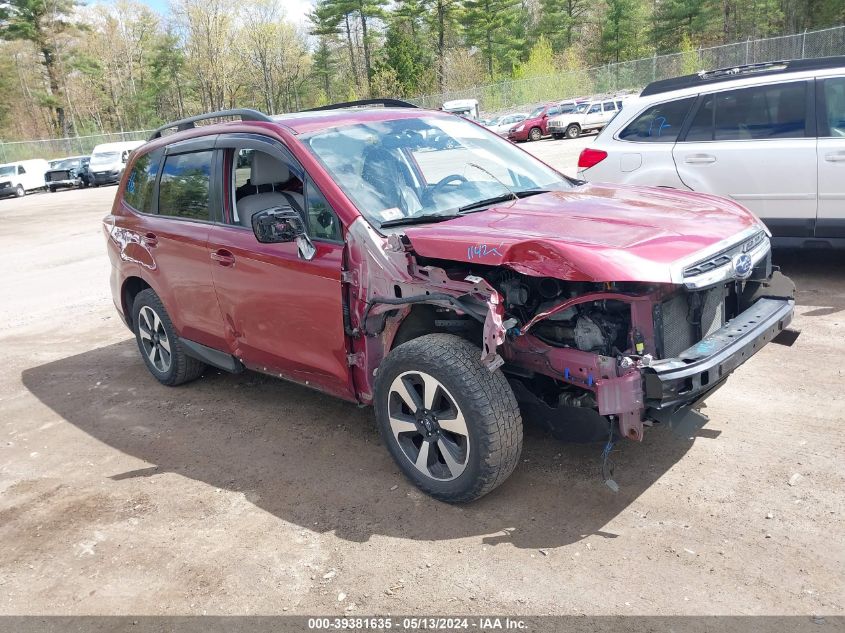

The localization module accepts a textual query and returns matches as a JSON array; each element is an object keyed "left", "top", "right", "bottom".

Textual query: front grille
[
  {"left": 658, "top": 286, "right": 726, "bottom": 358},
  {"left": 47, "top": 170, "right": 70, "bottom": 182},
  {"left": 683, "top": 231, "right": 766, "bottom": 279}
]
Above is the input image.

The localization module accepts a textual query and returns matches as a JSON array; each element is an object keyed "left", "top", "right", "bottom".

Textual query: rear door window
[
  {"left": 124, "top": 149, "right": 162, "bottom": 214},
  {"left": 602, "top": 101, "right": 616, "bottom": 112},
  {"left": 619, "top": 97, "right": 695, "bottom": 142},
  {"left": 158, "top": 151, "right": 213, "bottom": 221},
  {"left": 712, "top": 81, "right": 807, "bottom": 140}
]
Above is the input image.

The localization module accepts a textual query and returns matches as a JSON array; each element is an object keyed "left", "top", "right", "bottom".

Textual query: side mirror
[{"left": 251, "top": 207, "right": 316, "bottom": 260}]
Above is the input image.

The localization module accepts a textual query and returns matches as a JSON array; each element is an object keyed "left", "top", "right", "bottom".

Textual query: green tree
[
  {"left": 599, "top": 0, "right": 648, "bottom": 63},
  {"left": 653, "top": 0, "right": 719, "bottom": 52},
  {"left": 534, "top": 0, "right": 588, "bottom": 51},
  {"left": 461, "top": 0, "right": 525, "bottom": 79},
  {"left": 0, "top": 0, "right": 80, "bottom": 135},
  {"left": 425, "top": 0, "right": 460, "bottom": 91}
]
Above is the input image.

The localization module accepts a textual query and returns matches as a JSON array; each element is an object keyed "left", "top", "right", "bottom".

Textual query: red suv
[
  {"left": 507, "top": 101, "right": 572, "bottom": 142},
  {"left": 105, "top": 100, "right": 797, "bottom": 502}
]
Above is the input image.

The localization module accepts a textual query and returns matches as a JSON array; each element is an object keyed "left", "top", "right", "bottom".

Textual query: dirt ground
[{"left": 0, "top": 137, "right": 843, "bottom": 617}]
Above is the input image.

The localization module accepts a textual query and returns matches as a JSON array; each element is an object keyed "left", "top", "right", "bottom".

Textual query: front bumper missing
[{"left": 643, "top": 297, "right": 795, "bottom": 411}]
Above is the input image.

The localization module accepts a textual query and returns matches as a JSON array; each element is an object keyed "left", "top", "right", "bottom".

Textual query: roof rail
[
  {"left": 640, "top": 55, "right": 845, "bottom": 97},
  {"left": 303, "top": 98, "right": 419, "bottom": 112},
  {"left": 148, "top": 108, "right": 274, "bottom": 141}
]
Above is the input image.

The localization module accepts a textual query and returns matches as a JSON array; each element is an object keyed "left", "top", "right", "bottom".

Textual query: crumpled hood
[{"left": 403, "top": 183, "right": 762, "bottom": 284}]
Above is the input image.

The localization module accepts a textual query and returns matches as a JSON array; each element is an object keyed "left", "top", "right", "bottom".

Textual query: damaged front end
[{"left": 344, "top": 218, "right": 797, "bottom": 458}]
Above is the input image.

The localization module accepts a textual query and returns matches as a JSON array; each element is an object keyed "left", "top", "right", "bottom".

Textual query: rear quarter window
[
  {"left": 124, "top": 149, "right": 162, "bottom": 214},
  {"left": 618, "top": 97, "right": 695, "bottom": 142},
  {"left": 158, "top": 151, "right": 213, "bottom": 221}
]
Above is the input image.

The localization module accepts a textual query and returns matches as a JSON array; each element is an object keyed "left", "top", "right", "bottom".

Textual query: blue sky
[{"left": 118, "top": 0, "right": 315, "bottom": 27}]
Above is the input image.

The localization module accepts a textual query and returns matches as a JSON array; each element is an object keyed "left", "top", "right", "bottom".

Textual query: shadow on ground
[
  {"left": 774, "top": 248, "right": 845, "bottom": 315},
  {"left": 22, "top": 340, "right": 700, "bottom": 549}
]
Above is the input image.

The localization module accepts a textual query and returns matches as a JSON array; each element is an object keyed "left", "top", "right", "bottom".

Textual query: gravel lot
[{"left": 0, "top": 136, "right": 843, "bottom": 617}]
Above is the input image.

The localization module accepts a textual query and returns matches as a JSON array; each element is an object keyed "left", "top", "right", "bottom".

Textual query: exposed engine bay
[{"left": 342, "top": 217, "right": 798, "bottom": 489}]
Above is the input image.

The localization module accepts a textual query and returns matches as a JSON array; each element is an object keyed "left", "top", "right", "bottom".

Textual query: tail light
[{"left": 578, "top": 148, "right": 608, "bottom": 169}]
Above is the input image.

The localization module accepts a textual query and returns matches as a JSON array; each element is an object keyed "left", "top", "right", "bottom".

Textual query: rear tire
[
  {"left": 565, "top": 124, "right": 581, "bottom": 139},
  {"left": 528, "top": 127, "right": 542, "bottom": 142},
  {"left": 374, "top": 334, "right": 523, "bottom": 503},
  {"left": 131, "top": 289, "right": 206, "bottom": 386},
  {"left": 48, "top": 186, "right": 56, "bottom": 193}
]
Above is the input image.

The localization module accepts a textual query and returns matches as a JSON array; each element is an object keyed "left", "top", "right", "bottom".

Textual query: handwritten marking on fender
[{"left": 467, "top": 243, "right": 504, "bottom": 260}]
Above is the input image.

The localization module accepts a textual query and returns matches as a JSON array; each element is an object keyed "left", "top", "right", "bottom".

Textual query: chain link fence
[
  {"left": 0, "top": 130, "right": 155, "bottom": 164},
  {"left": 1, "top": 25, "right": 844, "bottom": 161},
  {"left": 409, "top": 25, "right": 845, "bottom": 115}
]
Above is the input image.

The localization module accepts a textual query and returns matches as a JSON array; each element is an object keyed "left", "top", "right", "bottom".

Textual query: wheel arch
[
  {"left": 389, "top": 303, "right": 483, "bottom": 351},
  {"left": 121, "top": 276, "right": 152, "bottom": 328}
]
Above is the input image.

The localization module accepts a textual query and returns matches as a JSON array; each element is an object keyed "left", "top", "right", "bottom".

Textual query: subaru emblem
[{"left": 733, "top": 253, "right": 753, "bottom": 279}]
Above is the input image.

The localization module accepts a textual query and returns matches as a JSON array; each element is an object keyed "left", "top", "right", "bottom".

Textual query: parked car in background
[
  {"left": 0, "top": 159, "right": 49, "bottom": 198},
  {"left": 89, "top": 140, "right": 145, "bottom": 186},
  {"left": 442, "top": 99, "right": 480, "bottom": 120},
  {"left": 45, "top": 155, "right": 92, "bottom": 191},
  {"left": 578, "top": 56, "right": 845, "bottom": 249},
  {"left": 507, "top": 102, "right": 570, "bottom": 141},
  {"left": 105, "top": 102, "right": 797, "bottom": 502},
  {"left": 548, "top": 96, "right": 632, "bottom": 139},
  {"left": 487, "top": 113, "right": 527, "bottom": 136}
]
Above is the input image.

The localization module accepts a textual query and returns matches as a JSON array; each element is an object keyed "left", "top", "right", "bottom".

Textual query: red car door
[
  {"left": 207, "top": 136, "right": 353, "bottom": 400},
  {"left": 124, "top": 138, "right": 228, "bottom": 350}
]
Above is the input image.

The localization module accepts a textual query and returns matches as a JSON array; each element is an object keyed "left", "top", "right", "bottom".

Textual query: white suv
[
  {"left": 577, "top": 56, "right": 845, "bottom": 249},
  {"left": 547, "top": 97, "right": 630, "bottom": 139}
]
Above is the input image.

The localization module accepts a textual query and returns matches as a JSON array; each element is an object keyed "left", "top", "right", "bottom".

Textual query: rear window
[
  {"left": 618, "top": 97, "right": 695, "bottom": 142},
  {"left": 158, "top": 151, "right": 212, "bottom": 221},
  {"left": 124, "top": 150, "right": 162, "bottom": 214},
  {"left": 685, "top": 81, "right": 807, "bottom": 141}
]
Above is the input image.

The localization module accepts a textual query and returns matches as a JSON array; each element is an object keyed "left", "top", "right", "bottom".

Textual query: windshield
[
  {"left": 528, "top": 106, "right": 544, "bottom": 118},
  {"left": 574, "top": 104, "right": 589, "bottom": 114},
  {"left": 90, "top": 152, "right": 119, "bottom": 166},
  {"left": 303, "top": 115, "right": 569, "bottom": 228},
  {"left": 53, "top": 159, "right": 81, "bottom": 170},
  {"left": 0, "top": 166, "right": 14, "bottom": 177}
]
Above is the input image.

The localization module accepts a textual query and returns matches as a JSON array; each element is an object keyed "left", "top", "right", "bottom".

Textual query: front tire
[
  {"left": 14, "top": 185, "right": 25, "bottom": 197},
  {"left": 528, "top": 127, "right": 542, "bottom": 142},
  {"left": 132, "top": 289, "right": 206, "bottom": 386},
  {"left": 374, "top": 334, "right": 523, "bottom": 503},
  {"left": 565, "top": 124, "right": 581, "bottom": 139}
]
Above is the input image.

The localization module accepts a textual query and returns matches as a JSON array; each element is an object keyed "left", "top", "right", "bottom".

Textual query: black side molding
[{"left": 179, "top": 338, "right": 244, "bottom": 374}]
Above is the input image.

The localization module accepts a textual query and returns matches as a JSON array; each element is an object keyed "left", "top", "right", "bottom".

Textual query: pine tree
[
  {"left": 0, "top": 0, "right": 80, "bottom": 135},
  {"left": 461, "top": 0, "right": 525, "bottom": 79}
]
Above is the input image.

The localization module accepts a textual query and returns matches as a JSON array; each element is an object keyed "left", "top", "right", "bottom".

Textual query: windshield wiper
[
  {"left": 380, "top": 213, "right": 461, "bottom": 228},
  {"left": 457, "top": 189, "right": 548, "bottom": 213}
]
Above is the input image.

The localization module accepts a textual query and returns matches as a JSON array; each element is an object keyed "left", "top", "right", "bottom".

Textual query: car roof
[
  {"left": 271, "top": 107, "right": 452, "bottom": 135},
  {"left": 641, "top": 55, "right": 845, "bottom": 97},
  {"left": 146, "top": 107, "right": 457, "bottom": 148}
]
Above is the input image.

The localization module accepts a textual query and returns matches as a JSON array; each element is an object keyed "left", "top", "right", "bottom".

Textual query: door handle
[
  {"left": 824, "top": 152, "right": 845, "bottom": 163},
  {"left": 684, "top": 154, "right": 717, "bottom": 164},
  {"left": 141, "top": 232, "right": 158, "bottom": 247},
  {"left": 210, "top": 249, "right": 235, "bottom": 266}
]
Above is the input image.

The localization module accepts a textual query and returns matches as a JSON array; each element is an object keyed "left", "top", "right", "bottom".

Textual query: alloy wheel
[
  {"left": 138, "top": 305, "right": 172, "bottom": 373},
  {"left": 387, "top": 371, "right": 470, "bottom": 481}
]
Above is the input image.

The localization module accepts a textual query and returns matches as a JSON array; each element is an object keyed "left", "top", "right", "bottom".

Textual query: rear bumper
[{"left": 643, "top": 297, "right": 795, "bottom": 410}]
